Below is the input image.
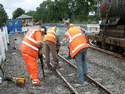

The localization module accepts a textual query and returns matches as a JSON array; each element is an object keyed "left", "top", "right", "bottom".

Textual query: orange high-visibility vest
[
  {"left": 43, "top": 26, "right": 56, "bottom": 44},
  {"left": 65, "top": 26, "right": 89, "bottom": 58},
  {"left": 19, "top": 28, "right": 41, "bottom": 58}
]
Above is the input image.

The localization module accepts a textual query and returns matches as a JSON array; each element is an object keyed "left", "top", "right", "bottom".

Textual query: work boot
[
  {"left": 51, "top": 64, "right": 57, "bottom": 76},
  {"left": 57, "top": 64, "right": 61, "bottom": 68},
  {"left": 56, "top": 61, "right": 61, "bottom": 68},
  {"left": 32, "top": 79, "right": 40, "bottom": 85},
  {"left": 46, "top": 63, "right": 50, "bottom": 68},
  {"left": 51, "top": 70, "right": 56, "bottom": 77}
]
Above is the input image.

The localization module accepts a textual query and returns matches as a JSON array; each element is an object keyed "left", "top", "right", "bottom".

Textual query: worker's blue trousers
[{"left": 75, "top": 48, "right": 88, "bottom": 84}]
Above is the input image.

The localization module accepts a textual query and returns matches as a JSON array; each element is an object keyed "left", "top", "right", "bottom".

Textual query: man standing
[
  {"left": 19, "top": 26, "right": 47, "bottom": 85},
  {"left": 64, "top": 19, "right": 89, "bottom": 84},
  {"left": 43, "top": 26, "right": 61, "bottom": 76}
]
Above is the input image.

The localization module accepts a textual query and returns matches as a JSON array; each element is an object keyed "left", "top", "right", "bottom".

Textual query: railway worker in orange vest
[
  {"left": 63, "top": 19, "right": 75, "bottom": 59},
  {"left": 19, "top": 26, "right": 47, "bottom": 85},
  {"left": 64, "top": 19, "right": 89, "bottom": 84},
  {"left": 43, "top": 26, "right": 61, "bottom": 76}
]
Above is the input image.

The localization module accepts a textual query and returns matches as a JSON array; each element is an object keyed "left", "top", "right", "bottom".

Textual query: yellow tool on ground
[{"left": 13, "top": 75, "right": 25, "bottom": 87}]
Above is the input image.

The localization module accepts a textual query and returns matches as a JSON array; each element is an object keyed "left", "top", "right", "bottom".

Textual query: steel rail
[
  {"left": 42, "top": 55, "right": 78, "bottom": 94},
  {"left": 88, "top": 44, "right": 125, "bottom": 62},
  {"left": 42, "top": 41, "right": 113, "bottom": 93},
  {"left": 58, "top": 54, "right": 114, "bottom": 94}
]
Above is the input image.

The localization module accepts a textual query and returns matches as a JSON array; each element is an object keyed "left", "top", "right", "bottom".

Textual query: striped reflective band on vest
[
  {"left": 69, "top": 33, "right": 82, "bottom": 43},
  {"left": 25, "top": 36, "right": 37, "bottom": 44},
  {"left": 65, "top": 32, "right": 72, "bottom": 41},
  {"left": 29, "top": 29, "right": 35, "bottom": 37},
  {"left": 22, "top": 29, "right": 38, "bottom": 51},
  {"left": 46, "top": 27, "right": 56, "bottom": 38},
  {"left": 65, "top": 32, "right": 82, "bottom": 43},
  {"left": 45, "top": 34, "right": 55, "bottom": 38},
  {"left": 71, "top": 43, "right": 87, "bottom": 56},
  {"left": 47, "top": 30, "right": 56, "bottom": 34},
  {"left": 77, "top": 26, "right": 82, "bottom": 33},
  {"left": 22, "top": 41, "right": 38, "bottom": 51}
]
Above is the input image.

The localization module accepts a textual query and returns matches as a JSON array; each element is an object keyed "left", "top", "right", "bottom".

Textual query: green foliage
[
  {"left": 88, "top": 15, "right": 98, "bottom": 21},
  {"left": 35, "top": 1, "right": 50, "bottom": 22},
  {"left": 12, "top": 8, "right": 25, "bottom": 19},
  {"left": 11, "top": 0, "right": 99, "bottom": 24},
  {"left": 0, "top": 4, "right": 3, "bottom": 9},
  {"left": 25, "top": 10, "right": 37, "bottom": 22},
  {"left": 73, "top": 20, "right": 89, "bottom": 24},
  {"left": 0, "top": 4, "right": 8, "bottom": 27},
  {"left": 25, "top": 10, "right": 36, "bottom": 16}
]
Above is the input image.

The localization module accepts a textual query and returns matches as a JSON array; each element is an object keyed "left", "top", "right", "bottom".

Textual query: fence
[
  {"left": 0, "top": 26, "right": 40, "bottom": 64},
  {"left": 22, "top": 26, "right": 39, "bottom": 32},
  {"left": 8, "top": 26, "right": 40, "bottom": 36},
  {"left": 0, "top": 26, "right": 9, "bottom": 65}
]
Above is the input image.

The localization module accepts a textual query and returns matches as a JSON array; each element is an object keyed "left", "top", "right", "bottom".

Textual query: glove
[{"left": 37, "top": 41, "right": 42, "bottom": 49}]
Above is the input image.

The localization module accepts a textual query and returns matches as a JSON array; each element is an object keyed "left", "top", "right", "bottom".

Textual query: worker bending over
[
  {"left": 19, "top": 26, "right": 47, "bottom": 85},
  {"left": 43, "top": 26, "right": 61, "bottom": 76},
  {"left": 64, "top": 19, "right": 89, "bottom": 84},
  {"left": 63, "top": 19, "right": 75, "bottom": 59}
]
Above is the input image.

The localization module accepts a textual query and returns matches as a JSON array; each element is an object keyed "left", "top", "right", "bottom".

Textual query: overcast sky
[{"left": 1, "top": 0, "right": 49, "bottom": 19}]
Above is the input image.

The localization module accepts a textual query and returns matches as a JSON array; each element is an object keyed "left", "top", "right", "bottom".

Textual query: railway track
[
  {"left": 42, "top": 54, "right": 113, "bottom": 94},
  {"left": 88, "top": 44, "right": 125, "bottom": 62}
]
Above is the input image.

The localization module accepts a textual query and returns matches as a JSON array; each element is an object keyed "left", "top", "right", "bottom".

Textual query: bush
[{"left": 87, "top": 15, "right": 98, "bottom": 21}]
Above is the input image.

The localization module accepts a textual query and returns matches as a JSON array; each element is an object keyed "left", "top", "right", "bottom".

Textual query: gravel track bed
[
  {"left": 59, "top": 46, "right": 125, "bottom": 94},
  {"left": 49, "top": 55, "right": 102, "bottom": 94},
  {"left": 0, "top": 33, "right": 71, "bottom": 94},
  {"left": 0, "top": 25, "right": 125, "bottom": 94}
]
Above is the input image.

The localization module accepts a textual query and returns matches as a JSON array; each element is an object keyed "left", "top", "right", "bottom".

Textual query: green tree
[
  {"left": 25, "top": 10, "right": 36, "bottom": 16},
  {"left": 25, "top": 10, "right": 36, "bottom": 22},
  {"left": 35, "top": 0, "right": 99, "bottom": 23},
  {"left": 12, "top": 8, "right": 25, "bottom": 19},
  {"left": 36, "top": 0, "right": 53, "bottom": 23},
  {"left": 56, "top": 0, "right": 71, "bottom": 21},
  {"left": 0, "top": 4, "right": 8, "bottom": 27}
]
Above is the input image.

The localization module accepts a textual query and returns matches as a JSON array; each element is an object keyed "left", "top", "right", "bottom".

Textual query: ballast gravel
[{"left": 0, "top": 25, "right": 125, "bottom": 94}]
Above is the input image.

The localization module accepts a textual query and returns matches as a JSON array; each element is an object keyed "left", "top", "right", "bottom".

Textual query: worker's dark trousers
[
  {"left": 44, "top": 41, "right": 59, "bottom": 64},
  {"left": 67, "top": 48, "right": 71, "bottom": 59}
]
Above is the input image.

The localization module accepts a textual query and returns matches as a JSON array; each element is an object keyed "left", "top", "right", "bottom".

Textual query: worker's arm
[
  {"left": 35, "top": 31, "right": 42, "bottom": 49},
  {"left": 66, "top": 37, "right": 70, "bottom": 48}
]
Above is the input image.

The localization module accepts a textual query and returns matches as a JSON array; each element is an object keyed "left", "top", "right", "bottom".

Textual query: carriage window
[
  {"left": 15, "top": 21, "right": 18, "bottom": 25},
  {"left": 8, "top": 22, "right": 12, "bottom": 26}
]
